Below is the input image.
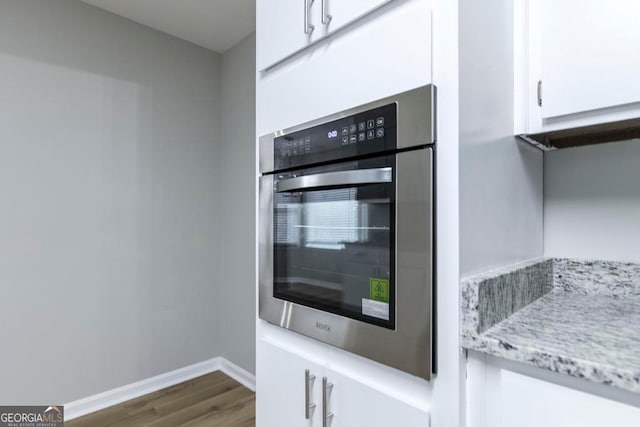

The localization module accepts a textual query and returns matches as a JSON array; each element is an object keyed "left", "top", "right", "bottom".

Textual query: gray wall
[
  {"left": 544, "top": 140, "right": 640, "bottom": 262},
  {"left": 219, "top": 34, "right": 257, "bottom": 374},
  {"left": 0, "top": 0, "right": 222, "bottom": 404},
  {"left": 459, "top": 0, "right": 544, "bottom": 278}
]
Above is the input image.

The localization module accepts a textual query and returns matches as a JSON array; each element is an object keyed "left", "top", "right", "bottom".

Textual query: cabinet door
[
  {"left": 256, "top": 339, "right": 324, "bottom": 427},
  {"left": 320, "top": 0, "right": 396, "bottom": 35},
  {"left": 258, "top": 0, "right": 432, "bottom": 136},
  {"left": 326, "top": 368, "right": 430, "bottom": 427},
  {"left": 257, "top": 0, "right": 319, "bottom": 71},
  {"left": 540, "top": 0, "right": 640, "bottom": 118},
  {"left": 501, "top": 371, "right": 640, "bottom": 427}
]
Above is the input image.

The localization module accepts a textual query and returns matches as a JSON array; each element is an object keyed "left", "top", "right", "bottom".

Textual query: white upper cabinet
[
  {"left": 256, "top": 0, "right": 319, "bottom": 71},
  {"left": 257, "top": 0, "right": 431, "bottom": 135},
  {"left": 320, "top": 0, "right": 394, "bottom": 37},
  {"left": 541, "top": 0, "right": 640, "bottom": 118},
  {"left": 257, "top": 0, "right": 398, "bottom": 71},
  {"left": 515, "top": 0, "right": 640, "bottom": 134}
]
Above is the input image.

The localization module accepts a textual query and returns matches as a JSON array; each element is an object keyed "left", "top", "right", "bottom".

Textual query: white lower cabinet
[
  {"left": 467, "top": 354, "right": 640, "bottom": 427},
  {"left": 257, "top": 338, "right": 430, "bottom": 427},
  {"left": 501, "top": 371, "right": 640, "bottom": 427},
  {"left": 327, "top": 368, "right": 430, "bottom": 427},
  {"left": 257, "top": 339, "right": 324, "bottom": 427}
]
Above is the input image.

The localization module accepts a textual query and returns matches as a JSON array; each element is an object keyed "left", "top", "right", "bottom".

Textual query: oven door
[
  {"left": 259, "top": 148, "right": 434, "bottom": 379},
  {"left": 273, "top": 155, "right": 396, "bottom": 329}
]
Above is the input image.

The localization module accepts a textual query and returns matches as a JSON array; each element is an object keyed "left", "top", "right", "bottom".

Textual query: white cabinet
[
  {"left": 257, "top": 0, "right": 433, "bottom": 421},
  {"left": 466, "top": 354, "right": 640, "bottom": 427},
  {"left": 256, "top": 0, "right": 319, "bottom": 71},
  {"left": 515, "top": 0, "right": 640, "bottom": 134},
  {"left": 539, "top": 0, "right": 640, "bottom": 119},
  {"left": 257, "top": 0, "right": 432, "bottom": 135},
  {"left": 327, "top": 368, "right": 430, "bottom": 427},
  {"left": 257, "top": 338, "right": 430, "bottom": 427},
  {"left": 321, "top": 0, "right": 394, "bottom": 37},
  {"left": 257, "top": 0, "right": 399, "bottom": 70},
  {"left": 501, "top": 371, "right": 640, "bottom": 427},
  {"left": 256, "top": 339, "right": 324, "bottom": 427}
]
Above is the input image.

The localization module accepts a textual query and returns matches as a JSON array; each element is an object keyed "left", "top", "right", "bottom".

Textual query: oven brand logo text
[{"left": 316, "top": 322, "right": 331, "bottom": 332}]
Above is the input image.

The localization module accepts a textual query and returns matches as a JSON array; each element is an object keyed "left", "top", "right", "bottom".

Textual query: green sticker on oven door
[{"left": 369, "top": 278, "right": 390, "bottom": 303}]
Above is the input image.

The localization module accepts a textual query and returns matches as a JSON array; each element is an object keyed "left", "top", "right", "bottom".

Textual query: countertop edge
[{"left": 462, "top": 327, "right": 640, "bottom": 395}]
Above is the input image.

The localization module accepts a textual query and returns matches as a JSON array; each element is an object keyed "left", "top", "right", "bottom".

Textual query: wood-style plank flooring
[{"left": 67, "top": 371, "right": 255, "bottom": 427}]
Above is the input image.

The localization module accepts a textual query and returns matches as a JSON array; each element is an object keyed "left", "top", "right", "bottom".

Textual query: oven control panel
[{"left": 273, "top": 103, "right": 397, "bottom": 171}]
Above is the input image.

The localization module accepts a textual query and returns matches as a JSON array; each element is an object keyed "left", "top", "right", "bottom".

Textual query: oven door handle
[{"left": 275, "top": 167, "right": 392, "bottom": 192}]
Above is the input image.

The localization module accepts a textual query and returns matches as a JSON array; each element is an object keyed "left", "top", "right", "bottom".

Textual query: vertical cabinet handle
[
  {"left": 321, "top": 0, "right": 332, "bottom": 24},
  {"left": 305, "top": 369, "right": 316, "bottom": 419},
  {"left": 322, "top": 377, "right": 334, "bottom": 427},
  {"left": 304, "top": 0, "right": 315, "bottom": 34}
]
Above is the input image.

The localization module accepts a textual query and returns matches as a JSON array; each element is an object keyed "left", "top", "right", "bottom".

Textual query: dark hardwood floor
[{"left": 66, "top": 371, "right": 255, "bottom": 427}]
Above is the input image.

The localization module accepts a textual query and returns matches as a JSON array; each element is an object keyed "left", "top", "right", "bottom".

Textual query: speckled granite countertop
[{"left": 461, "top": 258, "right": 640, "bottom": 394}]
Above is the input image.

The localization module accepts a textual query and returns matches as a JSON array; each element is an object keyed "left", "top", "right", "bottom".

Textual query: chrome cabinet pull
[
  {"left": 304, "top": 0, "right": 315, "bottom": 34},
  {"left": 322, "top": 377, "right": 334, "bottom": 427},
  {"left": 321, "top": 0, "right": 332, "bottom": 24},
  {"left": 305, "top": 369, "right": 316, "bottom": 419}
]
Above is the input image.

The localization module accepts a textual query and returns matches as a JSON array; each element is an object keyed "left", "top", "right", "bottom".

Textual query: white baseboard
[
  {"left": 219, "top": 357, "right": 256, "bottom": 392},
  {"left": 64, "top": 356, "right": 255, "bottom": 421}
]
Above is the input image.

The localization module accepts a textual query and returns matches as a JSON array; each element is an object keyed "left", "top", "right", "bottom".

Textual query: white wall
[
  {"left": 544, "top": 140, "right": 640, "bottom": 262},
  {"left": 0, "top": 0, "right": 222, "bottom": 404},
  {"left": 459, "top": 0, "right": 544, "bottom": 278},
  {"left": 219, "top": 34, "right": 257, "bottom": 374}
]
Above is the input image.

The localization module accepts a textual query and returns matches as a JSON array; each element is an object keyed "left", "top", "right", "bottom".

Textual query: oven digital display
[{"left": 273, "top": 103, "right": 397, "bottom": 171}]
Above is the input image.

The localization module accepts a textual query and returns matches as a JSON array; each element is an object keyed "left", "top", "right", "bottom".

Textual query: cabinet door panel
[
  {"left": 257, "top": 0, "right": 318, "bottom": 70},
  {"left": 501, "top": 371, "right": 640, "bottom": 427},
  {"left": 257, "top": 0, "right": 431, "bottom": 136},
  {"left": 321, "top": 0, "right": 395, "bottom": 35},
  {"left": 326, "top": 369, "right": 430, "bottom": 427},
  {"left": 541, "top": 0, "right": 640, "bottom": 118},
  {"left": 256, "top": 339, "right": 323, "bottom": 427}
]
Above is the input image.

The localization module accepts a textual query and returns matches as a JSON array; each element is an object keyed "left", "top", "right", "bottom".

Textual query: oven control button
[
  {"left": 342, "top": 136, "right": 349, "bottom": 145},
  {"left": 349, "top": 124, "right": 357, "bottom": 134},
  {"left": 305, "top": 136, "right": 311, "bottom": 144},
  {"left": 367, "top": 120, "right": 375, "bottom": 129},
  {"left": 349, "top": 134, "right": 357, "bottom": 144},
  {"left": 358, "top": 132, "right": 366, "bottom": 142},
  {"left": 358, "top": 121, "right": 366, "bottom": 132},
  {"left": 342, "top": 127, "right": 349, "bottom": 136},
  {"left": 305, "top": 146, "right": 311, "bottom": 153},
  {"left": 376, "top": 128, "right": 385, "bottom": 138},
  {"left": 376, "top": 117, "right": 384, "bottom": 127},
  {"left": 367, "top": 130, "right": 375, "bottom": 140}
]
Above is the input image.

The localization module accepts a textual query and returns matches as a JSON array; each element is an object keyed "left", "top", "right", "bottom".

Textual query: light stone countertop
[{"left": 461, "top": 258, "right": 640, "bottom": 394}]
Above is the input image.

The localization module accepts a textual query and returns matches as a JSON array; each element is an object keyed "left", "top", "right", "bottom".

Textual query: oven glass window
[{"left": 273, "top": 159, "right": 395, "bottom": 329}]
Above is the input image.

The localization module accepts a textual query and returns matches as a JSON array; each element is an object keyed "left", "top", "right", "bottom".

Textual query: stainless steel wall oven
[{"left": 259, "top": 86, "right": 436, "bottom": 379}]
